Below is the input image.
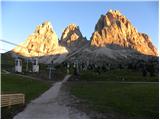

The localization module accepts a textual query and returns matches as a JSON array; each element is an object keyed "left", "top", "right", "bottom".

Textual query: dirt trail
[{"left": 14, "top": 75, "right": 89, "bottom": 119}]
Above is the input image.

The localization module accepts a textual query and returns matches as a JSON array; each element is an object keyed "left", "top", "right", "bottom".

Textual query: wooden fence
[{"left": 1, "top": 93, "right": 25, "bottom": 107}]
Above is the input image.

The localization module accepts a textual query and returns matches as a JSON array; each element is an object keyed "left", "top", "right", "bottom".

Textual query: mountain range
[{"left": 11, "top": 10, "right": 158, "bottom": 65}]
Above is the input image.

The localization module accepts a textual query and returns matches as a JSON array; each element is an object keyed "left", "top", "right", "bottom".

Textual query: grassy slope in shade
[
  {"left": 80, "top": 69, "right": 158, "bottom": 82},
  {"left": 1, "top": 74, "right": 50, "bottom": 102},
  {"left": 70, "top": 82, "right": 159, "bottom": 118}
]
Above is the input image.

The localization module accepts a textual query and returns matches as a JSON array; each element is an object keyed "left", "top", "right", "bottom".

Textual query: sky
[{"left": 1, "top": 0, "right": 159, "bottom": 52}]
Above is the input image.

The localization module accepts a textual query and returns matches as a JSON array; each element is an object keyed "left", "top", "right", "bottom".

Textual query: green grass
[
  {"left": 1, "top": 73, "right": 50, "bottom": 102},
  {"left": 1, "top": 73, "right": 51, "bottom": 118},
  {"left": 70, "top": 82, "right": 159, "bottom": 118},
  {"left": 79, "top": 69, "right": 158, "bottom": 82}
]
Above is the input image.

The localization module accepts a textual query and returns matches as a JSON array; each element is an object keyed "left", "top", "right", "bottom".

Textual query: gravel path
[{"left": 14, "top": 75, "right": 89, "bottom": 119}]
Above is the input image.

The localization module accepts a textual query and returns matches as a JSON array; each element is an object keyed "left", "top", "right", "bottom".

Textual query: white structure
[
  {"left": 32, "top": 58, "right": 39, "bottom": 72},
  {"left": 15, "top": 58, "right": 22, "bottom": 73}
]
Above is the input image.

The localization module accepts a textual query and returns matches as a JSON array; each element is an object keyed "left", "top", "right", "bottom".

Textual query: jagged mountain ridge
[
  {"left": 90, "top": 10, "right": 157, "bottom": 56},
  {"left": 60, "top": 24, "right": 88, "bottom": 52},
  {"left": 12, "top": 10, "right": 158, "bottom": 64},
  {"left": 13, "top": 21, "right": 68, "bottom": 59}
]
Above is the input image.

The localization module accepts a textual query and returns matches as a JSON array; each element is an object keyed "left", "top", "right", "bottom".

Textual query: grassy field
[
  {"left": 1, "top": 73, "right": 51, "bottom": 118},
  {"left": 69, "top": 68, "right": 159, "bottom": 118},
  {"left": 69, "top": 82, "right": 159, "bottom": 118},
  {"left": 79, "top": 69, "right": 158, "bottom": 82},
  {"left": 2, "top": 73, "right": 50, "bottom": 102}
]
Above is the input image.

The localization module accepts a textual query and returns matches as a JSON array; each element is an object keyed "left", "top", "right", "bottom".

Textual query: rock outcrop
[
  {"left": 11, "top": 10, "right": 158, "bottom": 65},
  {"left": 13, "top": 21, "right": 68, "bottom": 58},
  {"left": 60, "top": 24, "right": 88, "bottom": 51},
  {"left": 90, "top": 10, "right": 158, "bottom": 56}
]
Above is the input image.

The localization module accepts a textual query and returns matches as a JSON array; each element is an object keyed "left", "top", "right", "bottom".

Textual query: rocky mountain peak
[
  {"left": 61, "top": 24, "right": 83, "bottom": 42},
  {"left": 60, "top": 24, "right": 88, "bottom": 51},
  {"left": 95, "top": 10, "right": 130, "bottom": 31},
  {"left": 108, "top": 9, "right": 122, "bottom": 15},
  {"left": 34, "top": 21, "right": 54, "bottom": 35},
  {"left": 13, "top": 21, "right": 68, "bottom": 57},
  {"left": 91, "top": 10, "right": 158, "bottom": 56}
]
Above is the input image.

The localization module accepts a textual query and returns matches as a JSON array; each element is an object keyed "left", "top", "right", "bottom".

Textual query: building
[
  {"left": 15, "top": 58, "right": 22, "bottom": 72},
  {"left": 32, "top": 58, "right": 39, "bottom": 72}
]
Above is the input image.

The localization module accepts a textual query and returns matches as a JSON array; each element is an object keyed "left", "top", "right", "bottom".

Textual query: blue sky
[{"left": 1, "top": 1, "right": 159, "bottom": 52}]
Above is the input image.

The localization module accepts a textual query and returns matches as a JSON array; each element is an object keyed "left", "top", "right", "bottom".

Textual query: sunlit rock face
[
  {"left": 11, "top": 10, "right": 158, "bottom": 65},
  {"left": 13, "top": 21, "right": 68, "bottom": 57},
  {"left": 90, "top": 10, "right": 158, "bottom": 56},
  {"left": 60, "top": 24, "right": 88, "bottom": 51}
]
